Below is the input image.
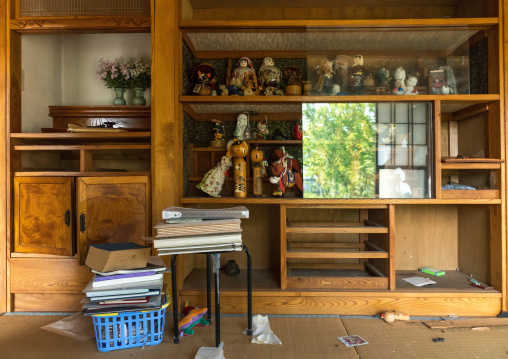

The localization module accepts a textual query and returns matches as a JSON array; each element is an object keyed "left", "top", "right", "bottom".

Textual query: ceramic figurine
[
  {"left": 258, "top": 57, "right": 282, "bottom": 95},
  {"left": 190, "top": 63, "right": 218, "bottom": 96},
  {"left": 285, "top": 66, "right": 302, "bottom": 95},
  {"left": 333, "top": 55, "right": 349, "bottom": 89},
  {"left": 231, "top": 57, "right": 258, "bottom": 94},
  {"left": 266, "top": 147, "right": 303, "bottom": 197},
  {"left": 227, "top": 140, "right": 249, "bottom": 198},
  {"left": 313, "top": 59, "right": 334, "bottom": 94},
  {"left": 404, "top": 76, "right": 418, "bottom": 95},
  {"left": 233, "top": 113, "right": 250, "bottom": 140},
  {"left": 251, "top": 144, "right": 264, "bottom": 197},
  {"left": 196, "top": 155, "right": 233, "bottom": 197},
  {"left": 302, "top": 81, "right": 311, "bottom": 95},
  {"left": 349, "top": 55, "right": 367, "bottom": 95},
  {"left": 256, "top": 120, "right": 269, "bottom": 139},
  {"left": 441, "top": 85, "right": 454, "bottom": 95},
  {"left": 210, "top": 119, "right": 226, "bottom": 147},
  {"left": 392, "top": 67, "right": 406, "bottom": 95},
  {"left": 376, "top": 66, "right": 391, "bottom": 93},
  {"left": 292, "top": 120, "right": 302, "bottom": 140}
]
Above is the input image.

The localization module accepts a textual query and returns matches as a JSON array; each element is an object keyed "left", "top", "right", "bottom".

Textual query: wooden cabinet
[
  {"left": 77, "top": 176, "right": 151, "bottom": 263},
  {"left": 13, "top": 177, "right": 73, "bottom": 256},
  {"left": 168, "top": 0, "right": 507, "bottom": 316}
]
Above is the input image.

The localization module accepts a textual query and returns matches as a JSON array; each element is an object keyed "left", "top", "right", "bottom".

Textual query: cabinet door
[
  {"left": 77, "top": 176, "right": 151, "bottom": 264},
  {"left": 14, "top": 177, "right": 73, "bottom": 256}
]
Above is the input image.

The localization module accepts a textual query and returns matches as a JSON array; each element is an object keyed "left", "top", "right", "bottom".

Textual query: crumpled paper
[{"left": 245, "top": 315, "right": 282, "bottom": 345}]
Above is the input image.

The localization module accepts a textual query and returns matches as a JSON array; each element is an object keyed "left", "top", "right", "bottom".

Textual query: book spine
[{"left": 94, "top": 271, "right": 156, "bottom": 282}]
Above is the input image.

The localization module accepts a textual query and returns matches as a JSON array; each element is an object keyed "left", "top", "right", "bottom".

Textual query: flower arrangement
[
  {"left": 97, "top": 57, "right": 131, "bottom": 89},
  {"left": 128, "top": 57, "right": 151, "bottom": 89}
]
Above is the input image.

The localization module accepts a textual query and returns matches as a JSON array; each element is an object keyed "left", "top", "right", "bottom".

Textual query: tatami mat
[
  {"left": 0, "top": 314, "right": 355, "bottom": 359},
  {"left": 341, "top": 318, "right": 508, "bottom": 359}
]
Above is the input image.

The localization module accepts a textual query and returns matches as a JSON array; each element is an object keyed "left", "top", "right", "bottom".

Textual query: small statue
[
  {"left": 251, "top": 144, "right": 264, "bottom": 197},
  {"left": 376, "top": 66, "right": 391, "bottom": 93},
  {"left": 258, "top": 57, "right": 282, "bottom": 95},
  {"left": 190, "top": 63, "right": 217, "bottom": 96},
  {"left": 256, "top": 120, "right": 269, "bottom": 139},
  {"left": 233, "top": 113, "right": 250, "bottom": 140},
  {"left": 231, "top": 57, "right": 258, "bottom": 94},
  {"left": 292, "top": 120, "right": 302, "bottom": 140},
  {"left": 285, "top": 66, "right": 302, "bottom": 95},
  {"left": 333, "top": 55, "right": 349, "bottom": 89},
  {"left": 266, "top": 147, "right": 303, "bottom": 197},
  {"left": 349, "top": 55, "right": 367, "bottom": 95},
  {"left": 392, "top": 67, "right": 406, "bottom": 95},
  {"left": 210, "top": 119, "right": 226, "bottom": 147},
  {"left": 313, "top": 59, "right": 334, "bottom": 94},
  {"left": 196, "top": 155, "right": 233, "bottom": 197},
  {"left": 404, "top": 76, "right": 418, "bottom": 95},
  {"left": 227, "top": 140, "right": 249, "bottom": 198},
  {"left": 441, "top": 85, "right": 454, "bottom": 95}
]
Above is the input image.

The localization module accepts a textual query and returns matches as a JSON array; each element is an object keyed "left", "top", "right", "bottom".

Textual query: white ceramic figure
[
  {"left": 256, "top": 121, "right": 269, "bottom": 139},
  {"left": 233, "top": 113, "right": 249, "bottom": 140},
  {"left": 392, "top": 67, "right": 406, "bottom": 95},
  {"left": 404, "top": 76, "right": 418, "bottom": 95},
  {"left": 196, "top": 155, "right": 233, "bottom": 197},
  {"left": 441, "top": 85, "right": 454, "bottom": 95}
]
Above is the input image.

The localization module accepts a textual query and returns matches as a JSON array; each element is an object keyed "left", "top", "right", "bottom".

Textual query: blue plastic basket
[{"left": 91, "top": 295, "right": 169, "bottom": 352}]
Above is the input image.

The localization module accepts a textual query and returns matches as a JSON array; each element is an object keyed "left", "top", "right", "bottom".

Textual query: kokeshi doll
[
  {"left": 229, "top": 140, "right": 249, "bottom": 198},
  {"left": 251, "top": 144, "right": 264, "bottom": 197}
]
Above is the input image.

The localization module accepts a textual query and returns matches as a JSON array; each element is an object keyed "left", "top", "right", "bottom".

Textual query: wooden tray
[{"left": 441, "top": 157, "right": 505, "bottom": 163}]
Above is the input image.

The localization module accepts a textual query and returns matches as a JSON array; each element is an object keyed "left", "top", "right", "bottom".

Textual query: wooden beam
[
  {"left": 0, "top": 0, "right": 7, "bottom": 313},
  {"left": 453, "top": 103, "right": 489, "bottom": 121}
]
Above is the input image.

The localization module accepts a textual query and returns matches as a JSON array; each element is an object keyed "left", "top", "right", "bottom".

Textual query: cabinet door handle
[
  {"left": 64, "top": 210, "right": 70, "bottom": 227},
  {"left": 80, "top": 213, "right": 86, "bottom": 233}
]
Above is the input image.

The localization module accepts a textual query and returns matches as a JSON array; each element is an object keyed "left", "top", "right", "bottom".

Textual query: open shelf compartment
[{"left": 281, "top": 204, "right": 395, "bottom": 290}]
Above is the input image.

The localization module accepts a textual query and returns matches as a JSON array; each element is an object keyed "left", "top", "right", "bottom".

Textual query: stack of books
[
  {"left": 82, "top": 243, "right": 167, "bottom": 315},
  {"left": 147, "top": 206, "right": 249, "bottom": 256}
]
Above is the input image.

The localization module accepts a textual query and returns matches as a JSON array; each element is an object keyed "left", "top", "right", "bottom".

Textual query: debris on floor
[
  {"left": 40, "top": 313, "right": 95, "bottom": 342},
  {"left": 337, "top": 335, "right": 369, "bottom": 347},
  {"left": 247, "top": 315, "right": 282, "bottom": 345}
]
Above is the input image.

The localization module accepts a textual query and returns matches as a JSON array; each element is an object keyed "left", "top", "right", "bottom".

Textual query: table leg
[
  {"left": 211, "top": 253, "right": 221, "bottom": 347},
  {"left": 207, "top": 253, "right": 212, "bottom": 324},
  {"left": 243, "top": 245, "right": 253, "bottom": 335},
  {"left": 171, "top": 254, "right": 179, "bottom": 344}
]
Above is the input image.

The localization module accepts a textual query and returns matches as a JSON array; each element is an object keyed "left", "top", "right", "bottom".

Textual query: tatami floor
[{"left": 1, "top": 314, "right": 508, "bottom": 358}]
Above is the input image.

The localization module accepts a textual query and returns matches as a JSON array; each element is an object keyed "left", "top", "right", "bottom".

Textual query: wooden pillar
[{"left": 0, "top": 0, "right": 7, "bottom": 313}]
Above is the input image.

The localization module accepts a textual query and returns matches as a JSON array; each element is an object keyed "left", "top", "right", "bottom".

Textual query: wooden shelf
[
  {"left": 286, "top": 220, "right": 388, "bottom": 234},
  {"left": 11, "top": 132, "right": 151, "bottom": 140},
  {"left": 440, "top": 189, "right": 500, "bottom": 200},
  {"left": 441, "top": 162, "right": 502, "bottom": 170},
  {"left": 396, "top": 270, "right": 500, "bottom": 293},
  {"left": 180, "top": 18, "right": 498, "bottom": 29},
  {"left": 180, "top": 95, "right": 500, "bottom": 104},
  {"left": 180, "top": 197, "right": 502, "bottom": 204},
  {"left": 14, "top": 172, "right": 151, "bottom": 177},
  {"left": 13, "top": 144, "right": 150, "bottom": 151}
]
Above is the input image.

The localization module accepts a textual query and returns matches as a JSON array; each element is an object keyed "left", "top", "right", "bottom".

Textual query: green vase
[
  {"left": 113, "top": 88, "right": 126, "bottom": 106},
  {"left": 133, "top": 87, "right": 147, "bottom": 106}
]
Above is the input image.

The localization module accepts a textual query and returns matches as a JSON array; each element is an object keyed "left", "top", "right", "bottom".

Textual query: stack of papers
[
  {"left": 81, "top": 256, "right": 168, "bottom": 315},
  {"left": 149, "top": 207, "right": 249, "bottom": 255}
]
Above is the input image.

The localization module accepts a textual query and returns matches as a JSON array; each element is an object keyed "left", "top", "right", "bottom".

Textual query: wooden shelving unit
[{"left": 172, "top": 0, "right": 507, "bottom": 317}]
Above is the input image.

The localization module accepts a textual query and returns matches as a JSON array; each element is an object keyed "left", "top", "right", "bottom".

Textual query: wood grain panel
[
  {"left": 14, "top": 293, "right": 85, "bottom": 312},
  {"left": 9, "top": 18, "right": 150, "bottom": 33},
  {"left": 77, "top": 176, "right": 150, "bottom": 264},
  {"left": 11, "top": 258, "right": 93, "bottom": 293},
  {"left": 395, "top": 205, "right": 458, "bottom": 270},
  {"left": 48, "top": 106, "right": 151, "bottom": 129},
  {"left": 286, "top": 276, "right": 388, "bottom": 290},
  {"left": 180, "top": 294, "right": 501, "bottom": 316},
  {"left": 14, "top": 177, "right": 73, "bottom": 256}
]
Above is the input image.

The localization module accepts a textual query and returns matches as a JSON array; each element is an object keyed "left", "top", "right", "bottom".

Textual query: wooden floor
[{"left": 2, "top": 314, "right": 508, "bottom": 358}]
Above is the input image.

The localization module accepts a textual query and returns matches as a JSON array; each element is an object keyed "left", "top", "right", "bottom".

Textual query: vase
[
  {"left": 113, "top": 88, "right": 126, "bottom": 106},
  {"left": 133, "top": 87, "right": 147, "bottom": 106}
]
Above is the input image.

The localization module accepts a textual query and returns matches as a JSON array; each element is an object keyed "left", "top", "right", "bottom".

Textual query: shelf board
[
  {"left": 286, "top": 221, "right": 388, "bottom": 234},
  {"left": 441, "top": 162, "right": 502, "bottom": 170},
  {"left": 440, "top": 189, "right": 499, "bottom": 200},
  {"left": 180, "top": 197, "right": 502, "bottom": 205},
  {"left": 14, "top": 171, "right": 151, "bottom": 177},
  {"left": 13, "top": 144, "right": 150, "bottom": 151},
  {"left": 396, "top": 270, "right": 499, "bottom": 293},
  {"left": 286, "top": 250, "right": 388, "bottom": 259},
  {"left": 10, "top": 132, "right": 151, "bottom": 141},
  {"left": 180, "top": 18, "right": 498, "bottom": 29},
  {"left": 180, "top": 95, "right": 499, "bottom": 104}
]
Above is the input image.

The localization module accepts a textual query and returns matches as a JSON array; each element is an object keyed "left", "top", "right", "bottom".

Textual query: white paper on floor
[{"left": 244, "top": 315, "right": 282, "bottom": 345}]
